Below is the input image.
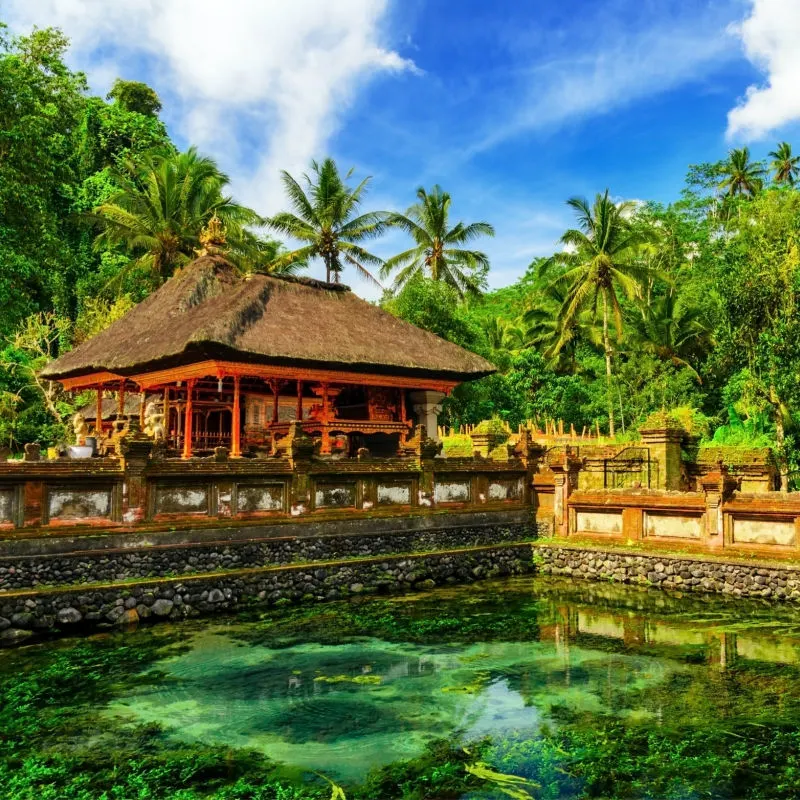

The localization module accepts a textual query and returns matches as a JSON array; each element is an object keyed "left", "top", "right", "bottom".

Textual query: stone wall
[
  {"left": 0, "top": 543, "right": 533, "bottom": 646},
  {"left": 0, "top": 521, "right": 539, "bottom": 591},
  {"left": 534, "top": 543, "right": 800, "bottom": 601}
]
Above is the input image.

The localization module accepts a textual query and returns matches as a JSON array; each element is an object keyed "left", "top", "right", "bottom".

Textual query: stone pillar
[
  {"left": 549, "top": 448, "right": 581, "bottom": 537},
  {"left": 512, "top": 428, "right": 546, "bottom": 509},
  {"left": 277, "top": 421, "right": 315, "bottom": 515},
  {"left": 409, "top": 390, "right": 446, "bottom": 442},
  {"left": 639, "top": 422, "right": 685, "bottom": 490},
  {"left": 700, "top": 461, "right": 737, "bottom": 548},
  {"left": 231, "top": 376, "right": 241, "bottom": 458},
  {"left": 120, "top": 423, "right": 153, "bottom": 525}
]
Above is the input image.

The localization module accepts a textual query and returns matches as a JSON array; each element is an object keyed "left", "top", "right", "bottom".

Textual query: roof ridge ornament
[{"left": 196, "top": 213, "right": 227, "bottom": 256}]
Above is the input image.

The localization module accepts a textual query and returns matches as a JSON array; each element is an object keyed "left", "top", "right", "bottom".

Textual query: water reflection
[{"left": 100, "top": 576, "right": 800, "bottom": 784}]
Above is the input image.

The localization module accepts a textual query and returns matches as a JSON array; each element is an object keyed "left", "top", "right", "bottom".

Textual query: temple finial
[{"left": 197, "top": 213, "right": 227, "bottom": 256}]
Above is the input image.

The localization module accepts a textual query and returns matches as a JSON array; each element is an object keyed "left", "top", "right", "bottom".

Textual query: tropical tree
[
  {"left": 546, "top": 190, "right": 654, "bottom": 436},
  {"left": 383, "top": 185, "right": 494, "bottom": 297},
  {"left": 626, "top": 289, "right": 714, "bottom": 380},
  {"left": 718, "top": 147, "right": 764, "bottom": 198},
  {"left": 769, "top": 142, "right": 800, "bottom": 186},
  {"left": 267, "top": 158, "right": 388, "bottom": 285},
  {"left": 523, "top": 282, "right": 602, "bottom": 372},
  {"left": 93, "top": 147, "right": 264, "bottom": 287}
]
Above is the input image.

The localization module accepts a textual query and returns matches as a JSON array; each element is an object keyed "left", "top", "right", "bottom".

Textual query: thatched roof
[{"left": 43, "top": 256, "right": 495, "bottom": 383}]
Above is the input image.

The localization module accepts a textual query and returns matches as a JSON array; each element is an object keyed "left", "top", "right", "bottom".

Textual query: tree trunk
[
  {"left": 602, "top": 293, "right": 615, "bottom": 438},
  {"left": 772, "top": 385, "right": 789, "bottom": 492}
]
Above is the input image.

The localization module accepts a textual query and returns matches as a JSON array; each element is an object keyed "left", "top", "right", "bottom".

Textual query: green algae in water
[{"left": 7, "top": 577, "right": 800, "bottom": 798}]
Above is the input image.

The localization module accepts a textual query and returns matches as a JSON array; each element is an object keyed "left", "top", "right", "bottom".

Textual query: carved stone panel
[
  {"left": 48, "top": 486, "right": 112, "bottom": 522},
  {"left": 0, "top": 487, "right": 15, "bottom": 525},
  {"left": 644, "top": 511, "right": 703, "bottom": 539},
  {"left": 314, "top": 482, "right": 356, "bottom": 509},
  {"left": 575, "top": 509, "right": 622, "bottom": 535},
  {"left": 434, "top": 479, "right": 471, "bottom": 504},
  {"left": 237, "top": 483, "right": 286, "bottom": 514},
  {"left": 377, "top": 481, "right": 412, "bottom": 506},
  {"left": 487, "top": 477, "right": 524, "bottom": 502},
  {"left": 154, "top": 484, "right": 209, "bottom": 516},
  {"left": 732, "top": 516, "right": 795, "bottom": 547}
]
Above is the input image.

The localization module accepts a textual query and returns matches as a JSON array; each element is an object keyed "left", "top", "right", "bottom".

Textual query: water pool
[{"left": 3, "top": 576, "right": 800, "bottom": 798}]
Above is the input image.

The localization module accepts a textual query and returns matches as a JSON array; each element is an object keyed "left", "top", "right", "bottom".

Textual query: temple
[{"left": 42, "top": 250, "right": 494, "bottom": 458}]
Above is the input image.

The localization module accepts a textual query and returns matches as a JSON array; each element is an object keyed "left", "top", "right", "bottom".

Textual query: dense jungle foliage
[{"left": 3, "top": 22, "right": 800, "bottom": 475}]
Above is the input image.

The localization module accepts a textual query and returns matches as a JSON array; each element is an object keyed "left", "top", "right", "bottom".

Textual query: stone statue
[
  {"left": 72, "top": 412, "right": 89, "bottom": 445},
  {"left": 143, "top": 401, "right": 166, "bottom": 442}
]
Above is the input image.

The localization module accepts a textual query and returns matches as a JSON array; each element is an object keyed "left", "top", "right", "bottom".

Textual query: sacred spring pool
[{"left": 3, "top": 576, "right": 800, "bottom": 799}]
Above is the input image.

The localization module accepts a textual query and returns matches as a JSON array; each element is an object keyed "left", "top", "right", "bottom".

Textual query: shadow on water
[{"left": 5, "top": 576, "right": 800, "bottom": 798}]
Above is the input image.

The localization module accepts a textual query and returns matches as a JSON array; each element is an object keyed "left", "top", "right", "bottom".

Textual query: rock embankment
[
  {"left": 0, "top": 544, "right": 533, "bottom": 646},
  {"left": 535, "top": 545, "right": 800, "bottom": 601}
]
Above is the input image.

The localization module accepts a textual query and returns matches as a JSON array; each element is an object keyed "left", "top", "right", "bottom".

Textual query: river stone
[
  {"left": 115, "top": 608, "right": 139, "bottom": 626},
  {"left": 57, "top": 607, "right": 82, "bottom": 625},
  {"left": 0, "top": 628, "right": 33, "bottom": 646},
  {"left": 11, "top": 612, "right": 33, "bottom": 628},
  {"left": 0, "top": 617, "right": 10, "bottom": 631},
  {"left": 207, "top": 589, "right": 225, "bottom": 603},
  {"left": 349, "top": 583, "right": 364, "bottom": 593},
  {"left": 151, "top": 599, "right": 174, "bottom": 617}
]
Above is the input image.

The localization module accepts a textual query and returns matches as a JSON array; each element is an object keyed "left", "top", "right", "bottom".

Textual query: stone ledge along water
[{"left": 0, "top": 543, "right": 534, "bottom": 647}]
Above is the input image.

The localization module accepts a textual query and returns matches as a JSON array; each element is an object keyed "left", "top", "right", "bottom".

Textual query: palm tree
[
  {"left": 383, "top": 186, "right": 494, "bottom": 297},
  {"left": 718, "top": 147, "right": 764, "bottom": 197},
  {"left": 523, "top": 282, "right": 602, "bottom": 372},
  {"left": 626, "top": 289, "right": 714, "bottom": 380},
  {"left": 769, "top": 142, "right": 800, "bottom": 186},
  {"left": 267, "top": 158, "right": 388, "bottom": 286},
  {"left": 547, "top": 190, "right": 655, "bottom": 436},
  {"left": 481, "top": 317, "right": 524, "bottom": 352},
  {"left": 94, "top": 147, "right": 263, "bottom": 287}
]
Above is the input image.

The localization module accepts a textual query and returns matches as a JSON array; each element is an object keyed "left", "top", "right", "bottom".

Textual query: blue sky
[{"left": 5, "top": 0, "right": 800, "bottom": 297}]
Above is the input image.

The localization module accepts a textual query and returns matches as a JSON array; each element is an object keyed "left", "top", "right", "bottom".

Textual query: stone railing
[
  {"left": 555, "top": 460, "right": 800, "bottom": 559},
  {"left": 0, "top": 424, "right": 539, "bottom": 534}
]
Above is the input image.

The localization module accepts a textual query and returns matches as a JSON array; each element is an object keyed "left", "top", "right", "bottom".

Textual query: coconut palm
[
  {"left": 718, "top": 147, "right": 764, "bottom": 197},
  {"left": 383, "top": 186, "right": 494, "bottom": 297},
  {"left": 93, "top": 147, "right": 264, "bottom": 287},
  {"left": 481, "top": 317, "right": 524, "bottom": 352},
  {"left": 523, "top": 282, "right": 602, "bottom": 372},
  {"left": 626, "top": 289, "right": 714, "bottom": 380},
  {"left": 267, "top": 158, "right": 388, "bottom": 286},
  {"left": 547, "top": 190, "right": 655, "bottom": 436},
  {"left": 769, "top": 142, "right": 800, "bottom": 186}
]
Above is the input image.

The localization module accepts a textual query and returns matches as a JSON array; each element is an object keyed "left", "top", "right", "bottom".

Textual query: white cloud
[
  {"left": 458, "top": 6, "right": 739, "bottom": 159},
  {"left": 4, "top": 0, "right": 417, "bottom": 211},
  {"left": 726, "top": 0, "right": 800, "bottom": 140}
]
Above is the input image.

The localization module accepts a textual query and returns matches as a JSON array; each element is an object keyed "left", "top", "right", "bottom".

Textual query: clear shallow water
[{"left": 7, "top": 576, "right": 800, "bottom": 798}]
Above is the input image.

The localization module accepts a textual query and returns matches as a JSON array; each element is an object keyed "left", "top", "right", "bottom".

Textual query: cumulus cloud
[
  {"left": 727, "top": 0, "right": 800, "bottom": 140},
  {"left": 4, "top": 0, "right": 417, "bottom": 210}
]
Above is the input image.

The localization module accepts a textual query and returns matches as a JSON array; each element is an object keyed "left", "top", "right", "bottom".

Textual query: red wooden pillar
[
  {"left": 231, "top": 376, "right": 241, "bottom": 457},
  {"left": 163, "top": 387, "right": 171, "bottom": 445},
  {"left": 117, "top": 382, "right": 126, "bottom": 418},
  {"left": 96, "top": 388, "right": 103, "bottom": 434},
  {"left": 182, "top": 379, "right": 195, "bottom": 459},
  {"left": 296, "top": 380, "right": 303, "bottom": 421},
  {"left": 399, "top": 388, "right": 408, "bottom": 443},
  {"left": 320, "top": 382, "right": 331, "bottom": 454}
]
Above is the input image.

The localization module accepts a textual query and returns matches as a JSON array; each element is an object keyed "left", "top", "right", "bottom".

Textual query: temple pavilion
[{"left": 42, "top": 253, "right": 495, "bottom": 458}]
